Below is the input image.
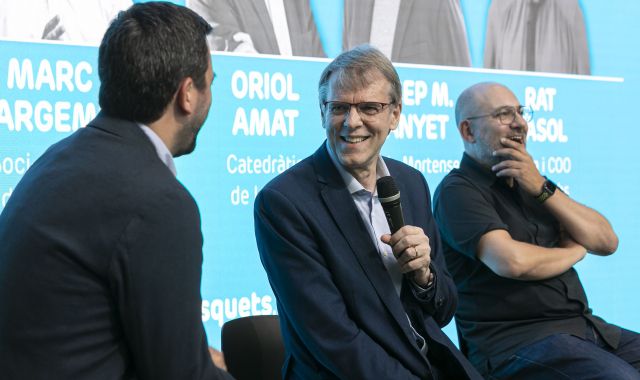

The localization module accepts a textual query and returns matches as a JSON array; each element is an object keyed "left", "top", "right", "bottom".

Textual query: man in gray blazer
[
  {"left": 188, "top": 0, "right": 326, "bottom": 57},
  {"left": 343, "top": 0, "right": 470, "bottom": 66},
  {"left": 0, "top": 3, "right": 232, "bottom": 379},
  {"left": 484, "top": 0, "right": 590, "bottom": 74}
]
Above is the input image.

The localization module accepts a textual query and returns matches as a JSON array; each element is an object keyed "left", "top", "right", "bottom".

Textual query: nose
[
  {"left": 510, "top": 114, "right": 529, "bottom": 138},
  {"left": 343, "top": 104, "right": 364, "bottom": 129},
  {"left": 511, "top": 112, "right": 527, "bottom": 129}
]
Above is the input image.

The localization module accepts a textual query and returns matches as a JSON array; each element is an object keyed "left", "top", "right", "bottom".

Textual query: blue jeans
[{"left": 489, "top": 327, "right": 640, "bottom": 380}]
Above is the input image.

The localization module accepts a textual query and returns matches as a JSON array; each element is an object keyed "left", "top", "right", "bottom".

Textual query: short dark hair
[
  {"left": 98, "top": 2, "right": 212, "bottom": 124},
  {"left": 318, "top": 45, "right": 401, "bottom": 107}
]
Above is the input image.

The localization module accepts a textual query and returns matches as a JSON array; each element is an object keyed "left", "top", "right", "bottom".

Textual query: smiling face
[
  {"left": 463, "top": 84, "right": 528, "bottom": 167},
  {"left": 322, "top": 69, "right": 401, "bottom": 184}
]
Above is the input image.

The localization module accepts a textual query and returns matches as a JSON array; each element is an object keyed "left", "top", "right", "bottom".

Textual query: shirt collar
[
  {"left": 138, "top": 124, "right": 177, "bottom": 177},
  {"left": 325, "top": 140, "right": 390, "bottom": 195}
]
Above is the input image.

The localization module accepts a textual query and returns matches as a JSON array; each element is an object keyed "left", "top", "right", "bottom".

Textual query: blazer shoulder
[
  {"left": 68, "top": 121, "right": 194, "bottom": 212},
  {"left": 261, "top": 154, "right": 316, "bottom": 194},
  {"left": 383, "top": 156, "right": 426, "bottom": 181}
]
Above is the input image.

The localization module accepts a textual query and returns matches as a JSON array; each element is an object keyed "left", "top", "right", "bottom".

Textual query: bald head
[
  {"left": 454, "top": 82, "right": 526, "bottom": 167},
  {"left": 455, "top": 82, "right": 511, "bottom": 127}
]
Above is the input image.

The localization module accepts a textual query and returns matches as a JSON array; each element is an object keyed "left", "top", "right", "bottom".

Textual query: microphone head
[{"left": 377, "top": 176, "right": 400, "bottom": 202}]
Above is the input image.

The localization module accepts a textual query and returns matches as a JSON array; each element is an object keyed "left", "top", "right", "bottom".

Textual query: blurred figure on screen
[
  {"left": 343, "top": 0, "right": 471, "bottom": 66},
  {"left": 0, "top": 0, "right": 131, "bottom": 45},
  {"left": 484, "top": 0, "right": 590, "bottom": 74},
  {"left": 254, "top": 45, "right": 482, "bottom": 379},
  {"left": 433, "top": 82, "right": 640, "bottom": 379},
  {"left": 0, "top": 2, "right": 233, "bottom": 379},
  {"left": 186, "top": 0, "right": 325, "bottom": 57}
]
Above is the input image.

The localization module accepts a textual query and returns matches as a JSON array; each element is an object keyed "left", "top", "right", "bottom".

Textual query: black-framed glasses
[
  {"left": 323, "top": 101, "right": 394, "bottom": 117},
  {"left": 466, "top": 105, "right": 533, "bottom": 124}
]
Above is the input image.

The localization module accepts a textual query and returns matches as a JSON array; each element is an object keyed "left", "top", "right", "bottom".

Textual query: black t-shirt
[{"left": 433, "top": 153, "right": 620, "bottom": 375}]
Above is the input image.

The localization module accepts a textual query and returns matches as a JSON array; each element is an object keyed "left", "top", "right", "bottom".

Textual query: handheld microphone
[{"left": 377, "top": 176, "right": 405, "bottom": 234}]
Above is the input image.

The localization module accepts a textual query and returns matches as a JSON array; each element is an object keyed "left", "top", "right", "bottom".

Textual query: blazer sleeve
[
  {"left": 255, "top": 186, "right": 422, "bottom": 379},
  {"left": 109, "top": 190, "right": 233, "bottom": 380}
]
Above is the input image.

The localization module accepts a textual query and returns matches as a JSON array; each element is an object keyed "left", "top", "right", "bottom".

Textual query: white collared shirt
[
  {"left": 326, "top": 141, "right": 429, "bottom": 354},
  {"left": 138, "top": 124, "right": 177, "bottom": 177},
  {"left": 369, "top": 0, "right": 401, "bottom": 59},
  {"left": 264, "top": 0, "right": 293, "bottom": 56},
  {"left": 326, "top": 141, "right": 403, "bottom": 296}
]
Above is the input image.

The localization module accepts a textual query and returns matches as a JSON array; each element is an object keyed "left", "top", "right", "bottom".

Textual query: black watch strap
[{"left": 535, "top": 177, "right": 557, "bottom": 204}]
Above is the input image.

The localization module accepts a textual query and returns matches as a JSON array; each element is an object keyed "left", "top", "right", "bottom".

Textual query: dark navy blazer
[
  {"left": 255, "top": 144, "right": 481, "bottom": 379},
  {"left": 0, "top": 113, "right": 233, "bottom": 380}
]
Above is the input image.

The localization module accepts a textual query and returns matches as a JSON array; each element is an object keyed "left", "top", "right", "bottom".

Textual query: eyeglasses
[
  {"left": 466, "top": 105, "right": 533, "bottom": 124},
  {"left": 323, "top": 101, "right": 394, "bottom": 117}
]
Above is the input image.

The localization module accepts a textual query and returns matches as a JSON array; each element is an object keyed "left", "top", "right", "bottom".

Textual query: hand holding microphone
[{"left": 377, "top": 176, "right": 433, "bottom": 287}]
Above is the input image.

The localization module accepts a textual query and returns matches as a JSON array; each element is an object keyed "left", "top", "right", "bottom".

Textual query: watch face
[
  {"left": 536, "top": 179, "right": 557, "bottom": 203},
  {"left": 545, "top": 179, "right": 557, "bottom": 193}
]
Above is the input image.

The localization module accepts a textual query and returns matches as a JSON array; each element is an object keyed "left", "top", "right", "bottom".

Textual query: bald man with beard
[{"left": 433, "top": 82, "right": 640, "bottom": 379}]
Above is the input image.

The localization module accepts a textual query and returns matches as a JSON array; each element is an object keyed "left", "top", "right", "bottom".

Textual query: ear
[
  {"left": 459, "top": 119, "right": 475, "bottom": 143},
  {"left": 389, "top": 101, "right": 402, "bottom": 131},
  {"left": 176, "top": 77, "right": 196, "bottom": 116}
]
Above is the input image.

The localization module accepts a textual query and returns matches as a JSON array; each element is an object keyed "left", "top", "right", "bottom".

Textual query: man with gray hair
[
  {"left": 254, "top": 45, "right": 480, "bottom": 379},
  {"left": 434, "top": 82, "right": 640, "bottom": 379}
]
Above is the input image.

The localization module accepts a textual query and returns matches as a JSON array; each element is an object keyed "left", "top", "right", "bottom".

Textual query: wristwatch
[{"left": 535, "top": 177, "right": 557, "bottom": 203}]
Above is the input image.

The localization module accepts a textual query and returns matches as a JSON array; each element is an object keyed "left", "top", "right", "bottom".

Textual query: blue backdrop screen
[{"left": 0, "top": 0, "right": 638, "bottom": 349}]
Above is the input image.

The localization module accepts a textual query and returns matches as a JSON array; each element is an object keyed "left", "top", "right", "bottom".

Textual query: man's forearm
[
  {"left": 478, "top": 230, "right": 587, "bottom": 281},
  {"left": 543, "top": 190, "right": 618, "bottom": 255}
]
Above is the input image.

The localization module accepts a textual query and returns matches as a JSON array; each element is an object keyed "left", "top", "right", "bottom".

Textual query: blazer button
[{"left": 436, "top": 298, "right": 444, "bottom": 307}]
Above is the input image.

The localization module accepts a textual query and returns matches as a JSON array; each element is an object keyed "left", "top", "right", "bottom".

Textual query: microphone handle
[{"left": 381, "top": 198, "right": 405, "bottom": 234}]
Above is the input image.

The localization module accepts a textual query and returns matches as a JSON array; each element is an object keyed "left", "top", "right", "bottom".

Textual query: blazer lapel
[
  {"left": 312, "top": 145, "right": 418, "bottom": 345},
  {"left": 389, "top": 162, "right": 415, "bottom": 227},
  {"left": 343, "top": 0, "right": 375, "bottom": 49},
  {"left": 387, "top": 161, "right": 416, "bottom": 300},
  {"left": 249, "top": 0, "right": 279, "bottom": 53},
  {"left": 391, "top": 0, "right": 414, "bottom": 61}
]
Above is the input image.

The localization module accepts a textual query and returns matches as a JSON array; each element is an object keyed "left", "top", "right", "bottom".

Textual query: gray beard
[{"left": 469, "top": 145, "right": 501, "bottom": 169}]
